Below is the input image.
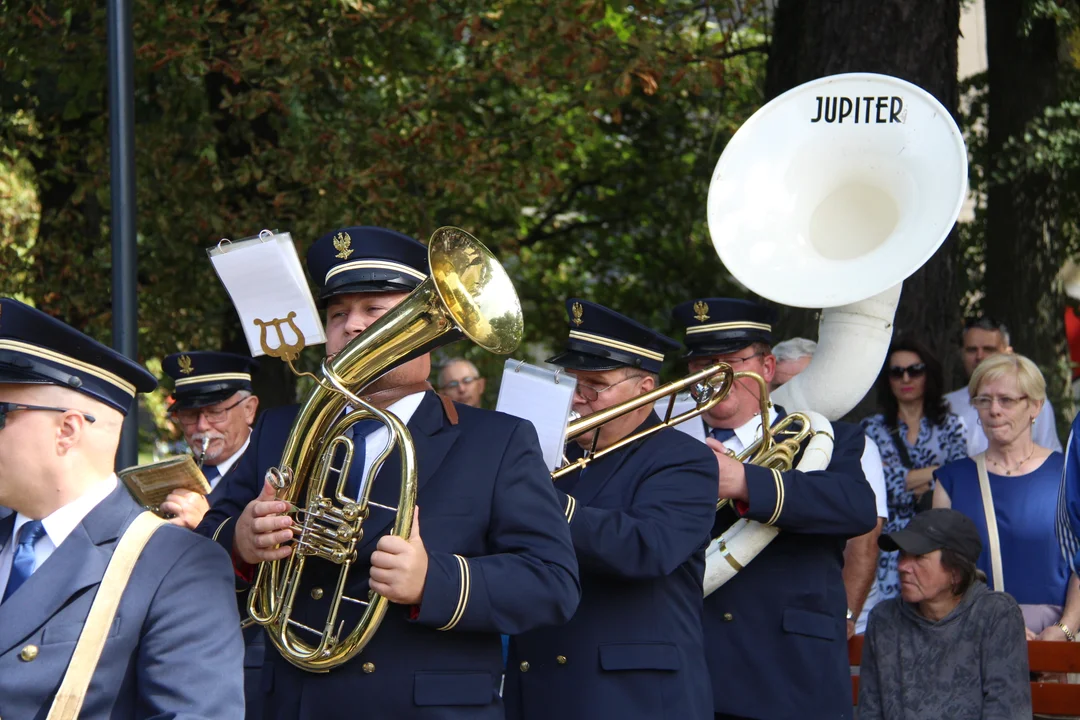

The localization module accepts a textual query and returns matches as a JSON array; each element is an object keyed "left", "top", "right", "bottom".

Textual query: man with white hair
[
  {"left": 770, "top": 337, "right": 890, "bottom": 635},
  {"left": 160, "top": 351, "right": 260, "bottom": 530},
  {"left": 438, "top": 357, "right": 486, "bottom": 408}
]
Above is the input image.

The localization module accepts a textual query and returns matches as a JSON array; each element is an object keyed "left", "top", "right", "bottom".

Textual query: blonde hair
[{"left": 968, "top": 352, "right": 1046, "bottom": 403}]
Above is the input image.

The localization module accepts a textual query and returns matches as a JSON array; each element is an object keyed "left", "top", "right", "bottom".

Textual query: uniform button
[
  {"left": 19, "top": 645, "right": 39, "bottom": 662},
  {"left": 310, "top": 587, "right": 324, "bottom": 600},
  {"left": 723, "top": 612, "right": 733, "bottom": 622},
  {"left": 556, "top": 655, "right": 567, "bottom": 665},
  {"left": 519, "top": 661, "right": 530, "bottom": 672},
  {"left": 362, "top": 662, "right": 375, "bottom": 674}
]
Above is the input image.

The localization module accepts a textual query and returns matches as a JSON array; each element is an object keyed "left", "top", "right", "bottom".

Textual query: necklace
[{"left": 987, "top": 445, "right": 1036, "bottom": 475}]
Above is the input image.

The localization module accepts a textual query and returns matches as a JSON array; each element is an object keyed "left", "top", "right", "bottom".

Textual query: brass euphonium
[{"left": 247, "top": 227, "right": 523, "bottom": 673}]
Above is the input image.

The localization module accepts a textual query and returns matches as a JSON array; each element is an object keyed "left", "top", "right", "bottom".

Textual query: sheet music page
[
  {"left": 495, "top": 360, "right": 577, "bottom": 471},
  {"left": 208, "top": 232, "right": 326, "bottom": 357},
  {"left": 656, "top": 394, "right": 707, "bottom": 442}
]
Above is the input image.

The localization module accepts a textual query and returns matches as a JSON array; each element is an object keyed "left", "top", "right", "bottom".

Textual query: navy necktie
[
  {"left": 344, "top": 420, "right": 383, "bottom": 499},
  {"left": 3, "top": 519, "right": 46, "bottom": 603},
  {"left": 710, "top": 426, "right": 737, "bottom": 443},
  {"left": 202, "top": 464, "right": 221, "bottom": 485}
]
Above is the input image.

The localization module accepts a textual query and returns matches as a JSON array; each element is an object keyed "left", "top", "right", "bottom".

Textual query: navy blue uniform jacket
[
  {"left": 0, "top": 485, "right": 245, "bottom": 719},
  {"left": 196, "top": 391, "right": 580, "bottom": 719},
  {"left": 505, "top": 411, "right": 718, "bottom": 720},
  {"left": 706, "top": 418, "right": 876, "bottom": 720}
]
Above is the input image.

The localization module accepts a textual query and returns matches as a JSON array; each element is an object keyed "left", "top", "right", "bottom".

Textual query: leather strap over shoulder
[
  {"left": 438, "top": 393, "right": 459, "bottom": 425},
  {"left": 47, "top": 511, "right": 166, "bottom": 720}
]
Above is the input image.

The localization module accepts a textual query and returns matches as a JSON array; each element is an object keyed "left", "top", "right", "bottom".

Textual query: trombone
[{"left": 553, "top": 365, "right": 816, "bottom": 495}]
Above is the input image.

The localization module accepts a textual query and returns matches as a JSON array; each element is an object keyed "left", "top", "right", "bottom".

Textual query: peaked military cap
[
  {"left": 673, "top": 297, "right": 776, "bottom": 357},
  {"left": 547, "top": 299, "right": 679, "bottom": 374},
  {"left": 0, "top": 298, "right": 157, "bottom": 415},
  {"left": 306, "top": 226, "right": 428, "bottom": 300},
  {"left": 162, "top": 351, "right": 259, "bottom": 411}
]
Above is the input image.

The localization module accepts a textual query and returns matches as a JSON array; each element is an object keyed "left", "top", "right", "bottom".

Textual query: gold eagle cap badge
[
  {"left": 333, "top": 231, "right": 354, "bottom": 260},
  {"left": 693, "top": 301, "right": 710, "bottom": 323},
  {"left": 177, "top": 354, "right": 194, "bottom": 375},
  {"left": 571, "top": 302, "right": 584, "bottom": 326}
]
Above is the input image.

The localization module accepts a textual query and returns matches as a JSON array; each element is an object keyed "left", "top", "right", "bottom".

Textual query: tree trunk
[
  {"left": 764, "top": 0, "right": 962, "bottom": 397},
  {"left": 982, "top": 6, "right": 1065, "bottom": 429}
]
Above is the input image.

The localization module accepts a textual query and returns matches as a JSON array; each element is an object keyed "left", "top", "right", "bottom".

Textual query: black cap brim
[
  {"left": 684, "top": 339, "right": 759, "bottom": 358},
  {"left": 545, "top": 350, "right": 624, "bottom": 372},
  {"left": 320, "top": 274, "right": 424, "bottom": 301},
  {"left": 879, "top": 528, "right": 942, "bottom": 555},
  {"left": 170, "top": 388, "right": 242, "bottom": 412}
]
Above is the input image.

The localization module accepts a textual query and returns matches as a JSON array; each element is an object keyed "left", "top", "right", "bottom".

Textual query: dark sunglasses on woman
[{"left": 888, "top": 363, "right": 927, "bottom": 380}]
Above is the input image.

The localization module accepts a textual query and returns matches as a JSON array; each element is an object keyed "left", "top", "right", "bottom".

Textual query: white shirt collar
[
  {"left": 13, "top": 474, "right": 118, "bottom": 551},
  {"left": 732, "top": 405, "right": 780, "bottom": 450},
  {"left": 205, "top": 431, "right": 252, "bottom": 487},
  {"left": 346, "top": 391, "right": 426, "bottom": 427}
]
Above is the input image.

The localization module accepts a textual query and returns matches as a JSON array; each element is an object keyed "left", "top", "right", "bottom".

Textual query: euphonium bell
[{"left": 247, "top": 227, "right": 522, "bottom": 672}]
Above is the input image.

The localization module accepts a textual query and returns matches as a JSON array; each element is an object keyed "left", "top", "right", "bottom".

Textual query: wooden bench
[{"left": 849, "top": 636, "right": 1080, "bottom": 716}]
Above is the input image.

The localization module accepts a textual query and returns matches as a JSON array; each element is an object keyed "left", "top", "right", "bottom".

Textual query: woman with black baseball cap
[{"left": 857, "top": 509, "right": 1032, "bottom": 719}]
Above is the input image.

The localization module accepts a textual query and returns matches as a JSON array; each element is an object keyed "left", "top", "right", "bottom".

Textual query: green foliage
[{"left": 0, "top": 0, "right": 771, "bottom": 418}]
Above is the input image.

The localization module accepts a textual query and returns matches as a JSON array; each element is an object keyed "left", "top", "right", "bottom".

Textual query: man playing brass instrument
[
  {"left": 504, "top": 299, "right": 718, "bottom": 720},
  {"left": 672, "top": 297, "right": 876, "bottom": 720},
  {"left": 196, "top": 226, "right": 579, "bottom": 719},
  {"left": 159, "top": 351, "right": 260, "bottom": 530}
]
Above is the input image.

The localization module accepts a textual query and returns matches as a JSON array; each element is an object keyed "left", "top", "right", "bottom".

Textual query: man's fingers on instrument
[
  {"left": 376, "top": 534, "right": 410, "bottom": 554},
  {"left": 252, "top": 500, "right": 289, "bottom": 518},
  {"left": 258, "top": 545, "right": 293, "bottom": 562},
  {"left": 159, "top": 501, "right": 182, "bottom": 516},
  {"left": 369, "top": 549, "right": 403, "bottom": 569},
  {"left": 369, "top": 579, "right": 391, "bottom": 597},
  {"left": 252, "top": 514, "right": 293, "bottom": 534},
  {"left": 369, "top": 566, "right": 395, "bottom": 584},
  {"left": 255, "top": 529, "right": 294, "bottom": 548}
]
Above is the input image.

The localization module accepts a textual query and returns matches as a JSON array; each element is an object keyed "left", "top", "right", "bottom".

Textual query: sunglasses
[
  {"left": 0, "top": 402, "right": 97, "bottom": 430},
  {"left": 888, "top": 363, "right": 926, "bottom": 380}
]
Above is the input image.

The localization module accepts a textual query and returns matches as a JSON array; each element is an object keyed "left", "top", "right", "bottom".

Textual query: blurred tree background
[{"left": 1, "top": 0, "right": 1080, "bottom": 444}]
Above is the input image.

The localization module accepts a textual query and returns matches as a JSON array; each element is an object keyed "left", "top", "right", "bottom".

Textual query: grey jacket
[
  {"left": 858, "top": 582, "right": 1031, "bottom": 720},
  {"left": 0, "top": 486, "right": 245, "bottom": 719}
]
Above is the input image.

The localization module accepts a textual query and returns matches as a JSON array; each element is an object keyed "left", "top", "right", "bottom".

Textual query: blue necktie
[
  {"left": 3, "top": 519, "right": 46, "bottom": 603},
  {"left": 202, "top": 464, "right": 221, "bottom": 485},
  {"left": 710, "top": 426, "right": 736, "bottom": 443},
  {"left": 344, "top": 420, "right": 383, "bottom": 499}
]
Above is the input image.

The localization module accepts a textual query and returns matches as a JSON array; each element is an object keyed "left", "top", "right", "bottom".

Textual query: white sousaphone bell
[{"left": 702, "top": 72, "right": 968, "bottom": 595}]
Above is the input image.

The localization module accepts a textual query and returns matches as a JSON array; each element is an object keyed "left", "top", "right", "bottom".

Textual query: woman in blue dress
[
  {"left": 934, "top": 352, "right": 1080, "bottom": 638},
  {"left": 862, "top": 337, "right": 968, "bottom": 603}
]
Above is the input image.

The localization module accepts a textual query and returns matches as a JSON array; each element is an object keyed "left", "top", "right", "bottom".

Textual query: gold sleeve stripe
[
  {"left": 565, "top": 495, "right": 578, "bottom": 524},
  {"left": 212, "top": 516, "right": 233, "bottom": 543},
  {"left": 766, "top": 469, "right": 785, "bottom": 526},
  {"left": 438, "top": 554, "right": 471, "bottom": 631}
]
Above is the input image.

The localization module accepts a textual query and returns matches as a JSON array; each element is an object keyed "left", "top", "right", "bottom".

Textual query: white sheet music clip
[
  {"left": 495, "top": 359, "right": 577, "bottom": 472},
  {"left": 207, "top": 230, "right": 326, "bottom": 361},
  {"left": 655, "top": 393, "right": 707, "bottom": 442}
]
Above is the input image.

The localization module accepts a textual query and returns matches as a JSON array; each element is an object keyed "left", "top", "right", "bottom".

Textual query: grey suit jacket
[{"left": 0, "top": 485, "right": 245, "bottom": 719}]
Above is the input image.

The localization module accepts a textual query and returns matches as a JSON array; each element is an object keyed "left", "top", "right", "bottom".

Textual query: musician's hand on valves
[
  {"left": 235, "top": 479, "right": 295, "bottom": 564},
  {"left": 369, "top": 506, "right": 428, "bottom": 605},
  {"left": 160, "top": 489, "right": 210, "bottom": 530},
  {"left": 706, "top": 437, "right": 750, "bottom": 504}
]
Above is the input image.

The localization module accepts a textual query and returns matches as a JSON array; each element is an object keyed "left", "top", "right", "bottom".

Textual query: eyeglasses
[
  {"left": 173, "top": 398, "right": 246, "bottom": 427},
  {"left": 574, "top": 375, "right": 639, "bottom": 402},
  {"left": 690, "top": 351, "right": 766, "bottom": 371},
  {"left": 0, "top": 402, "right": 96, "bottom": 430},
  {"left": 888, "top": 363, "right": 926, "bottom": 380},
  {"left": 972, "top": 394, "right": 1028, "bottom": 410},
  {"left": 440, "top": 376, "right": 478, "bottom": 391}
]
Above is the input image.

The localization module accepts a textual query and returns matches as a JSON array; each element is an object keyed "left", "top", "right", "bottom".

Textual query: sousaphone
[{"left": 702, "top": 73, "right": 968, "bottom": 594}]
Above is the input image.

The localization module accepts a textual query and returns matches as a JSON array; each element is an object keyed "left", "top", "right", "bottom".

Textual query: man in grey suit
[{"left": 0, "top": 298, "right": 245, "bottom": 719}]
